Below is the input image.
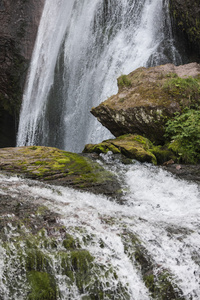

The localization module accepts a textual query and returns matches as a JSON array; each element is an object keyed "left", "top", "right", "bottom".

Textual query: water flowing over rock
[
  {"left": 0, "top": 152, "right": 200, "bottom": 298},
  {"left": 91, "top": 63, "right": 200, "bottom": 144}
]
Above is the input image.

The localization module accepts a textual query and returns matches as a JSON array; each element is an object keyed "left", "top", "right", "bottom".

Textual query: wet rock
[
  {"left": 163, "top": 163, "right": 200, "bottom": 183},
  {"left": 0, "top": 0, "right": 45, "bottom": 147},
  {"left": 84, "top": 134, "right": 157, "bottom": 164},
  {"left": 169, "top": 0, "right": 200, "bottom": 62},
  {"left": 0, "top": 146, "right": 120, "bottom": 197}
]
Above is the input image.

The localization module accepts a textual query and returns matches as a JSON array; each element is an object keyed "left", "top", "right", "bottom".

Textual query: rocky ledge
[{"left": 0, "top": 146, "right": 120, "bottom": 197}]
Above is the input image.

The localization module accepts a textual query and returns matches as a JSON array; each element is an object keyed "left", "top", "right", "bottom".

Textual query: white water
[
  {"left": 0, "top": 157, "right": 200, "bottom": 299},
  {"left": 17, "top": 0, "right": 182, "bottom": 152}
]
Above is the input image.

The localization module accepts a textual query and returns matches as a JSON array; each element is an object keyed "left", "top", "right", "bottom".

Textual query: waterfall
[
  {"left": 17, "top": 0, "right": 182, "bottom": 152},
  {"left": 0, "top": 156, "right": 200, "bottom": 299}
]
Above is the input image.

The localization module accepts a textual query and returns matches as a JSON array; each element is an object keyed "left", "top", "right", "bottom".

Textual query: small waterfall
[
  {"left": 0, "top": 157, "right": 200, "bottom": 299},
  {"left": 17, "top": 0, "right": 182, "bottom": 152}
]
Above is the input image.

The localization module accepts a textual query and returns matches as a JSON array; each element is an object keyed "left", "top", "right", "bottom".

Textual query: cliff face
[
  {"left": 169, "top": 0, "right": 200, "bottom": 62},
  {"left": 0, "top": 0, "right": 45, "bottom": 147}
]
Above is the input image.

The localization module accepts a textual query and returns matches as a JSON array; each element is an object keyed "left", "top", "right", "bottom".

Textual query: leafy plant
[{"left": 165, "top": 109, "right": 200, "bottom": 163}]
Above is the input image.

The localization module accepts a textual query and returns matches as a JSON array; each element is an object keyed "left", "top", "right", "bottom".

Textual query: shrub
[
  {"left": 165, "top": 109, "right": 200, "bottom": 163},
  {"left": 117, "top": 75, "right": 132, "bottom": 88}
]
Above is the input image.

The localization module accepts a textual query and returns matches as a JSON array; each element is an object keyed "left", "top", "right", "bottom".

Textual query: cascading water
[
  {"left": 17, "top": 0, "right": 182, "bottom": 152},
  {"left": 6, "top": 1, "right": 199, "bottom": 298},
  {"left": 0, "top": 155, "right": 200, "bottom": 299}
]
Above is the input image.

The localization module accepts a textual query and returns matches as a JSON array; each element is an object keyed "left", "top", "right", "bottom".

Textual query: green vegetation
[
  {"left": 28, "top": 271, "right": 57, "bottom": 300},
  {"left": 163, "top": 76, "right": 200, "bottom": 108},
  {"left": 84, "top": 134, "right": 157, "bottom": 164},
  {"left": 117, "top": 75, "right": 132, "bottom": 88},
  {"left": 165, "top": 109, "right": 200, "bottom": 163},
  {"left": 84, "top": 134, "right": 178, "bottom": 165}
]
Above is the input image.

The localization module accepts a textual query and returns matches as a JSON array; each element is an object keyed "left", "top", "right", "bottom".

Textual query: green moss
[
  {"left": 122, "top": 231, "right": 184, "bottom": 299},
  {"left": 62, "top": 233, "right": 77, "bottom": 250},
  {"left": 169, "top": 0, "right": 200, "bottom": 57},
  {"left": 25, "top": 248, "right": 52, "bottom": 272},
  {"left": 151, "top": 145, "right": 176, "bottom": 164},
  {"left": 162, "top": 76, "right": 200, "bottom": 108},
  {"left": 27, "top": 271, "right": 57, "bottom": 300},
  {"left": 33, "top": 161, "right": 49, "bottom": 166},
  {"left": 83, "top": 142, "right": 121, "bottom": 154},
  {"left": 117, "top": 74, "right": 132, "bottom": 89},
  {"left": 165, "top": 109, "right": 200, "bottom": 163},
  {"left": 57, "top": 158, "right": 70, "bottom": 164},
  {"left": 0, "top": 146, "right": 118, "bottom": 193},
  {"left": 84, "top": 134, "right": 157, "bottom": 165}
]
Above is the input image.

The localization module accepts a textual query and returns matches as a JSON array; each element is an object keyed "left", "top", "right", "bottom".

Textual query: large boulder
[{"left": 91, "top": 63, "right": 200, "bottom": 144}]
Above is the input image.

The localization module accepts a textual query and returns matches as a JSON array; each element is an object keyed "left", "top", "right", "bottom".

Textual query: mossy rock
[
  {"left": 84, "top": 134, "right": 178, "bottom": 165},
  {"left": 0, "top": 146, "right": 120, "bottom": 196},
  {"left": 91, "top": 63, "right": 200, "bottom": 144}
]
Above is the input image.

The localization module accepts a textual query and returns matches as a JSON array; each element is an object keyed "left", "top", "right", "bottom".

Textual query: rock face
[
  {"left": 0, "top": 146, "right": 120, "bottom": 196},
  {"left": 91, "top": 63, "right": 200, "bottom": 144},
  {"left": 0, "top": 0, "right": 45, "bottom": 147},
  {"left": 169, "top": 0, "right": 200, "bottom": 62}
]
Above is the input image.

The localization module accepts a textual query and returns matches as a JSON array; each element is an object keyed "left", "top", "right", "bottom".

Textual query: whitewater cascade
[
  {"left": 17, "top": 0, "right": 182, "bottom": 152},
  {"left": 0, "top": 155, "right": 200, "bottom": 299}
]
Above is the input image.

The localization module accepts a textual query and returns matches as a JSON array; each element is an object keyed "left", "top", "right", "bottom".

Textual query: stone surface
[
  {"left": 91, "top": 63, "right": 200, "bottom": 144},
  {"left": 0, "top": 146, "right": 120, "bottom": 196},
  {"left": 0, "top": 0, "right": 45, "bottom": 147}
]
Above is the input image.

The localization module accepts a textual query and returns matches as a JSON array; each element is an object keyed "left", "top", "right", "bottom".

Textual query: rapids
[{"left": 0, "top": 154, "right": 200, "bottom": 299}]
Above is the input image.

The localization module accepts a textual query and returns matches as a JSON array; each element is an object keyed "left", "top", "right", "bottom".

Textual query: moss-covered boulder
[
  {"left": 0, "top": 146, "right": 120, "bottom": 196},
  {"left": 91, "top": 63, "right": 200, "bottom": 144},
  {"left": 83, "top": 134, "right": 176, "bottom": 165},
  {"left": 0, "top": 1, "right": 45, "bottom": 147},
  {"left": 84, "top": 134, "right": 157, "bottom": 164}
]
